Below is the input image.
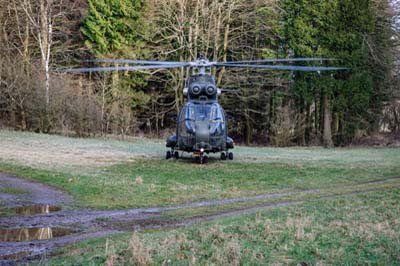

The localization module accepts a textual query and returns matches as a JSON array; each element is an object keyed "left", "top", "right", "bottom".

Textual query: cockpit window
[
  {"left": 210, "top": 106, "right": 223, "bottom": 121},
  {"left": 185, "top": 104, "right": 224, "bottom": 122}
]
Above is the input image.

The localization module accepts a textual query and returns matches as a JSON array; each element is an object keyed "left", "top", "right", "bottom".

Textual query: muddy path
[
  {"left": 1, "top": 174, "right": 400, "bottom": 265},
  {"left": 0, "top": 173, "right": 73, "bottom": 208}
]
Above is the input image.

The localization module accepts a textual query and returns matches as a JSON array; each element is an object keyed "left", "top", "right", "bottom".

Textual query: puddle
[
  {"left": 15, "top": 205, "right": 62, "bottom": 215},
  {"left": 0, "top": 205, "right": 61, "bottom": 216},
  {"left": 0, "top": 251, "right": 31, "bottom": 260},
  {"left": 0, "top": 227, "right": 74, "bottom": 242}
]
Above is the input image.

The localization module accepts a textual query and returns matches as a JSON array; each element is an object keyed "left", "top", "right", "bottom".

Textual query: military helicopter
[{"left": 59, "top": 56, "right": 346, "bottom": 164}]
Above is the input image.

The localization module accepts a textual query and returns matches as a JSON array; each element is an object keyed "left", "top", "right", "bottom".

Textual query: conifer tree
[
  {"left": 280, "top": 0, "right": 394, "bottom": 144},
  {"left": 81, "top": 0, "right": 150, "bottom": 135}
]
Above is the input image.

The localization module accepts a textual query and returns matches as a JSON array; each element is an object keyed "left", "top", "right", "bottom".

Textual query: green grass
[
  {"left": 0, "top": 187, "right": 28, "bottom": 194},
  {"left": 0, "top": 159, "right": 399, "bottom": 209},
  {"left": 160, "top": 179, "right": 400, "bottom": 221},
  {"left": 45, "top": 188, "right": 400, "bottom": 265},
  {"left": 0, "top": 130, "right": 399, "bottom": 209}
]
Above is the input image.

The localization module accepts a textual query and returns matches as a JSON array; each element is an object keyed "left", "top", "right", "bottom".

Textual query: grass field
[
  {"left": 1, "top": 130, "right": 400, "bottom": 265},
  {"left": 46, "top": 189, "right": 400, "bottom": 265},
  {"left": 0, "top": 130, "right": 399, "bottom": 209}
]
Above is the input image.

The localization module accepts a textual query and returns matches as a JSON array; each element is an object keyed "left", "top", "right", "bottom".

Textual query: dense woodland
[{"left": 0, "top": 0, "right": 399, "bottom": 146}]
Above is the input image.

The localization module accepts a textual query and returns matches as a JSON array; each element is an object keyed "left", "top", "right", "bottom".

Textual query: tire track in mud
[
  {"left": 0, "top": 174, "right": 73, "bottom": 208},
  {"left": 1, "top": 174, "right": 400, "bottom": 265},
  {"left": 0, "top": 189, "right": 320, "bottom": 229}
]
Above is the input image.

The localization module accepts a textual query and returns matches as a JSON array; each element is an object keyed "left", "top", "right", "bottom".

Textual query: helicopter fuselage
[{"left": 166, "top": 73, "right": 234, "bottom": 162}]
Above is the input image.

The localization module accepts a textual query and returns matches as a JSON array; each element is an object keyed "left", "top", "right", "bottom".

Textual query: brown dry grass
[
  {"left": 129, "top": 232, "right": 153, "bottom": 266},
  {"left": 0, "top": 142, "right": 135, "bottom": 169},
  {"left": 0, "top": 130, "right": 160, "bottom": 175}
]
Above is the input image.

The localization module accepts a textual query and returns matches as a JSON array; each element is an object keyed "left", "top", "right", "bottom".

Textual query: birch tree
[{"left": 21, "top": 0, "right": 56, "bottom": 106}]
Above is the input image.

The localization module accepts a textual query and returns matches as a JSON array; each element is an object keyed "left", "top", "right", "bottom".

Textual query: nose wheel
[
  {"left": 195, "top": 151, "right": 208, "bottom": 164},
  {"left": 199, "top": 154, "right": 208, "bottom": 164}
]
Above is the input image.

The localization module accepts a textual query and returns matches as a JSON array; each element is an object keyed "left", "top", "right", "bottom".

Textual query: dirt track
[
  {"left": 1, "top": 173, "right": 400, "bottom": 265},
  {"left": 0, "top": 174, "right": 73, "bottom": 208}
]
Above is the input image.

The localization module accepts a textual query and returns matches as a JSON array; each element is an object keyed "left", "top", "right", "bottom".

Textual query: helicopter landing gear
[
  {"left": 195, "top": 150, "right": 208, "bottom": 164},
  {"left": 166, "top": 150, "right": 179, "bottom": 160},
  {"left": 228, "top": 152, "right": 234, "bottom": 160},
  {"left": 220, "top": 152, "right": 227, "bottom": 160},
  {"left": 198, "top": 154, "right": 208, "bottom": 164}
]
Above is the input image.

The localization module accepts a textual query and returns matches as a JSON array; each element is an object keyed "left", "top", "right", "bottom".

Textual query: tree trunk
[
  {"left": 314, "top": 99, "right": 319, "bottom": 142},
  {"left": 244, "top": 109, "right": 251, "bottom": 145},
  {"left": 267, "top": 90, "right": 275, "bottom": 141},
  {"left": 20, "top": 109, "right": 27, "bottom": 130},
  {"left": 38, "top": 0, "right": 52, "bottom": 106},
  {"left": 333, "top": 112, "right": 339, "bottom": 143},
  {"left": 297, "top": 99, "right": 305, "bottom": 146},
  {"left": 305, "top": 102, "right": 311, "bottom": 145},
  {"left": 323, "top": 93, "right": 333, "bottom": 147}
]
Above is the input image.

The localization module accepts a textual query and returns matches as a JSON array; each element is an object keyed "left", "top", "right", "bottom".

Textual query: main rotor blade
[
  {"left": 220, "top": 88, "right": 241, "bottom": 93},
  {"left": 215, "top": 63, "right": 348, "bottom": 72},
  {"left": 222, "top": 58, "right": 338, "bottom": 64},
  {"left": 56, "top": 63, "right": 190, "bottom": 73},
  {"left": 84, "top": 59, "right": 184, "bottom": 65}
]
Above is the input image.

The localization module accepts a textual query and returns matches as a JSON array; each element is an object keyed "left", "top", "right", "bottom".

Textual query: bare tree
[
  {"left": 21, "top": 0, "right": 56, "bottom": 106},
  {"left": 147, "top": 0, "right": 242, "bottom": 112}
]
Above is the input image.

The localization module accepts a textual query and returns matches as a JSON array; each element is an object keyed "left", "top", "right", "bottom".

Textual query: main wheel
[
  {"left": 174, "top": 151, "right": 180, "bottom": 159},
  {"left": 203, "top": 155, "right": 209, "bottom": 164},
  {"left": 220, "top": 152, "right": 227, "bottom": 160},
  {"left": 166, "top": 151, "right": 172, "bottom": 159},
  {"left": 228, "top": 152, "right": 234, "bottom": 160}
]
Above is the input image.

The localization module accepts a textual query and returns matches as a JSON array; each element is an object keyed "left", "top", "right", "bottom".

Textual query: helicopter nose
[{"left": 195, "top": 121, "right": 209, "bottom": 144}]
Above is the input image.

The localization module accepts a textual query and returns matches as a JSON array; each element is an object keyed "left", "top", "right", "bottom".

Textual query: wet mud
[
  {"left": 1, "top": 205, "right": 62, "bottom": 216},
  {"left": 0, "top": 173, "right": 399, "bottom": 265},
  {"left": 0, "top": 251, "right": 31, "bottom": 261}
]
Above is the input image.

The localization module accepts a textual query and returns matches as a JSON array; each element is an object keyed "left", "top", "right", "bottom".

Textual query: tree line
[{"left": 0, "top": 0, "right": 399, "bottom": 146}]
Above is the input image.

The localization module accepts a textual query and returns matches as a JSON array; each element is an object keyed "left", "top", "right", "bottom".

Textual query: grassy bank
[{"left": 46, "top": 188, "right": 400, "bottom": 265}]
